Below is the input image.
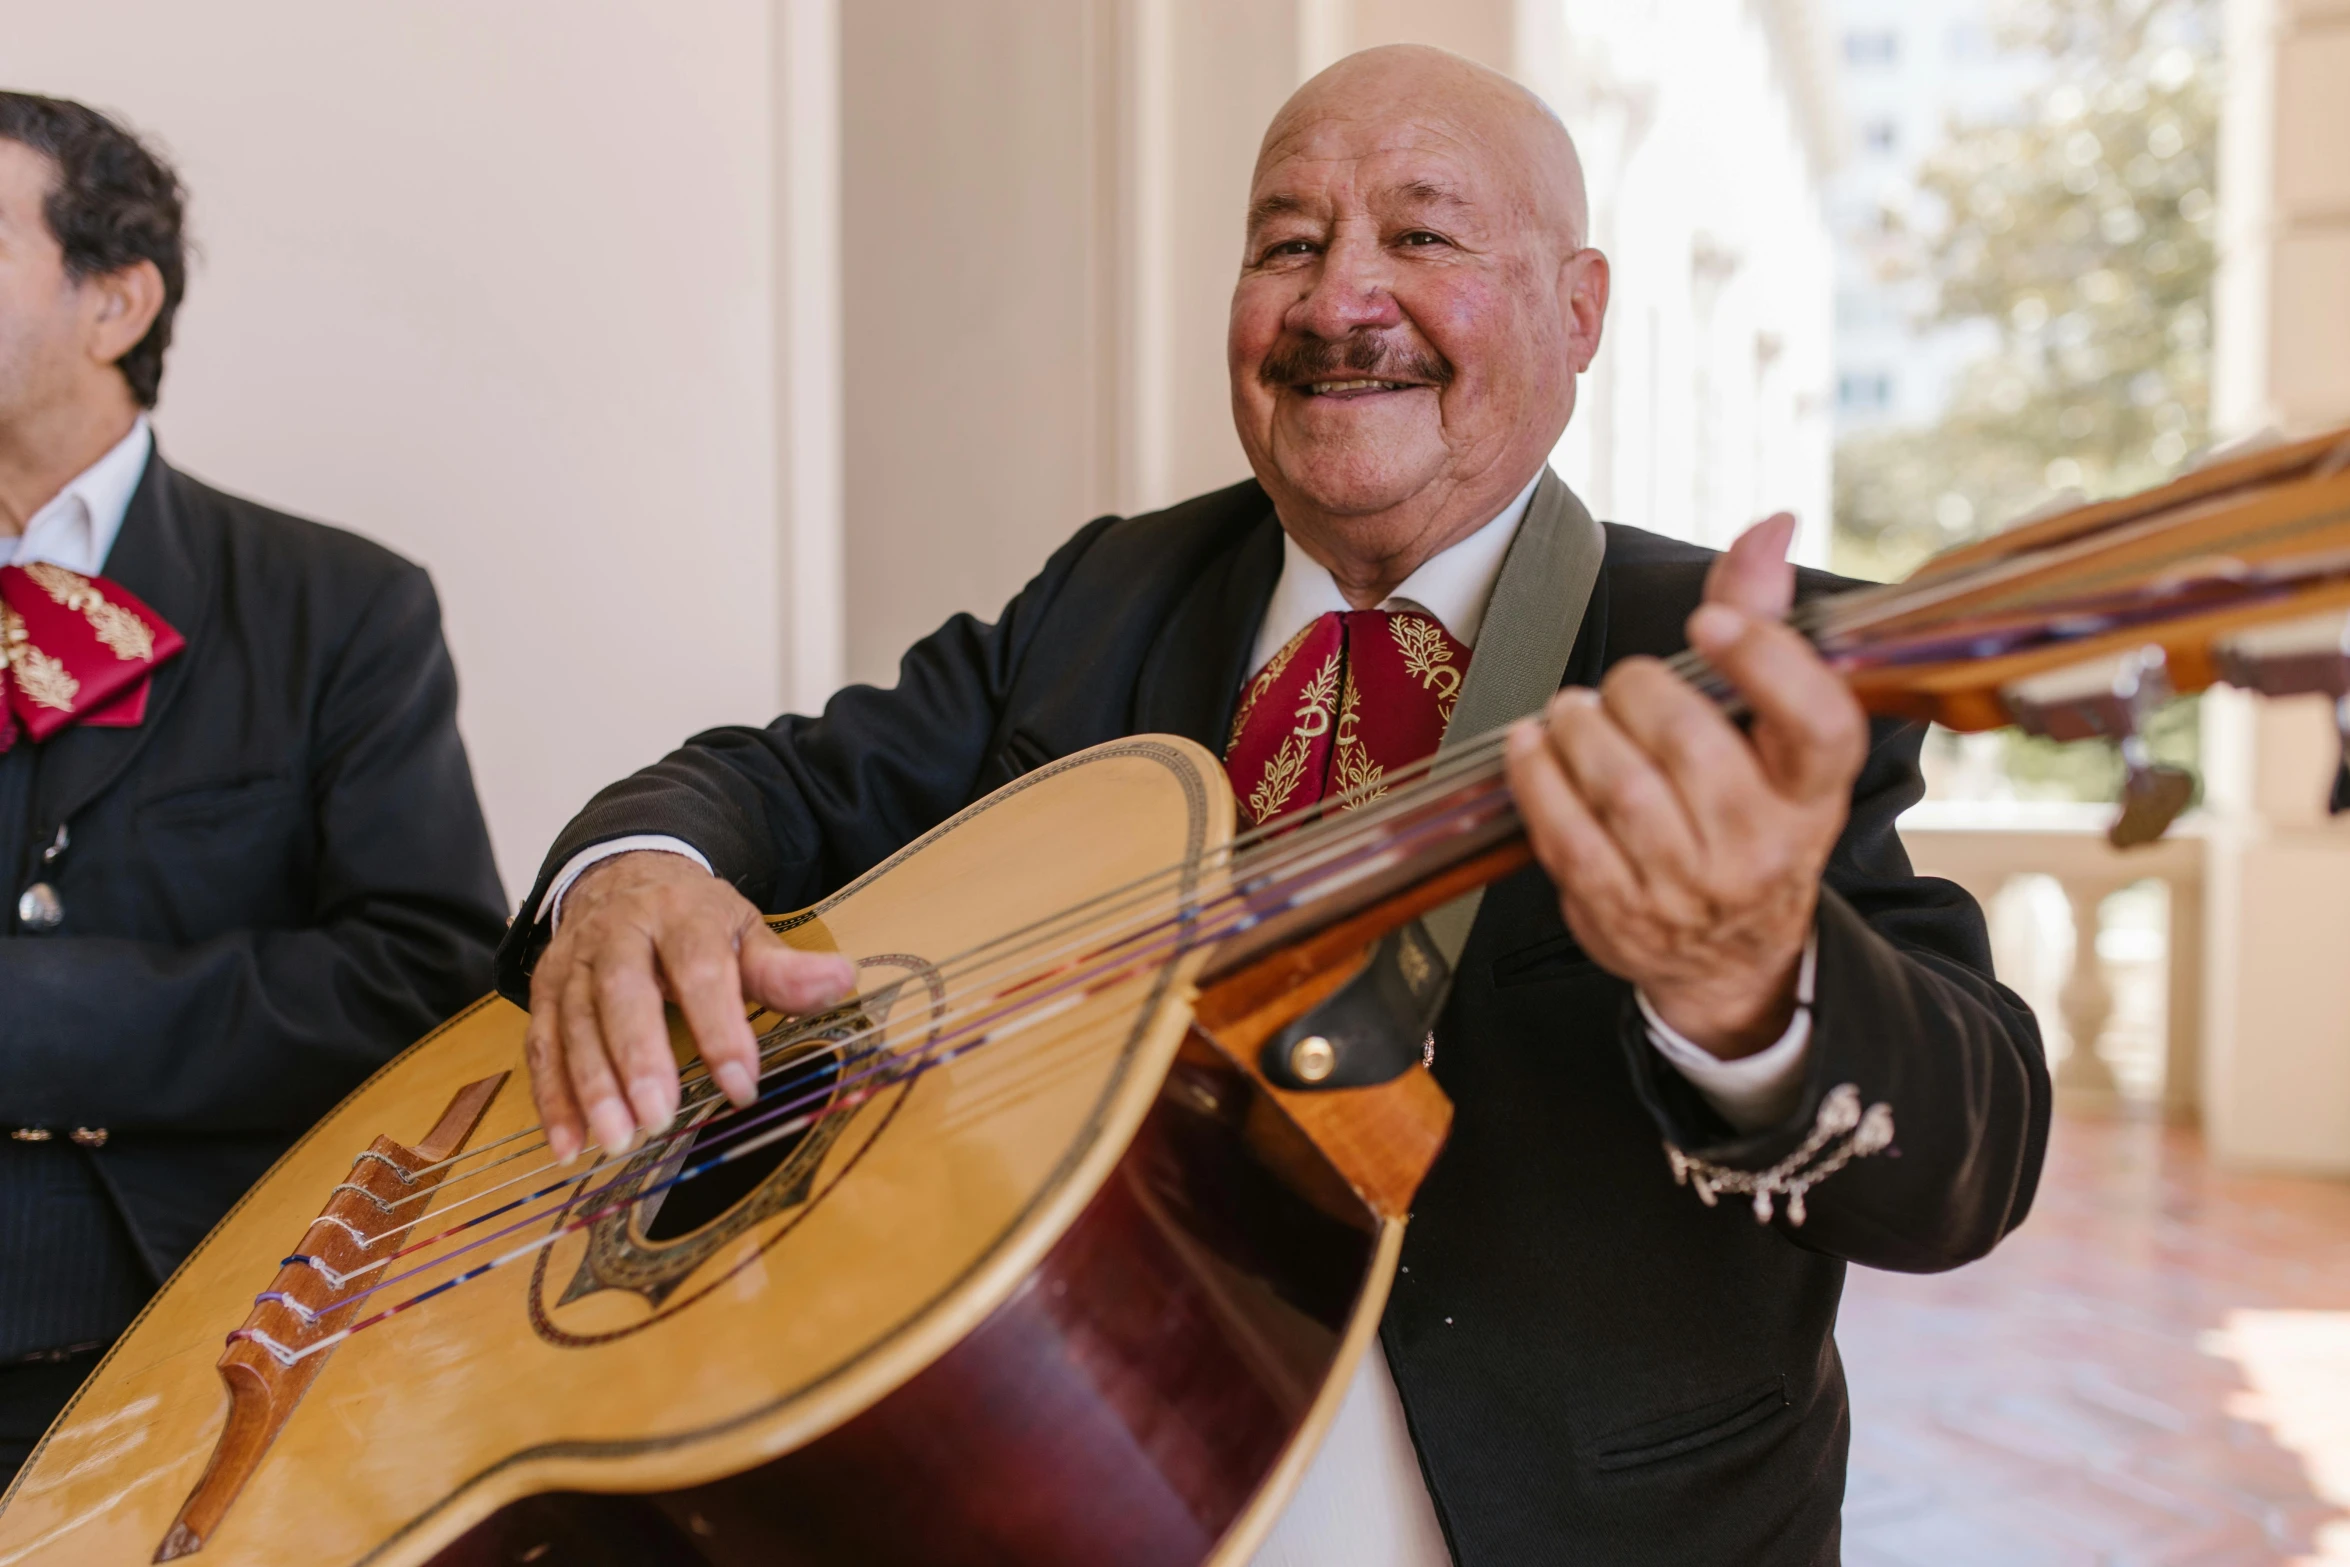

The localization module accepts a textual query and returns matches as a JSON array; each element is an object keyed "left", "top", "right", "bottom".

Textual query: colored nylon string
[
  {"left": 237, "top": 584, "right": 1913, "bottom": 1359},
  {"left": 231, "top": 757, "right": 1525, "bottom": 1359}
]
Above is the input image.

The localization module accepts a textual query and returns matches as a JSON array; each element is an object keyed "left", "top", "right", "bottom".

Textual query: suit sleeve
[
  {"left": 1616, "top": 714, "right": 2052, "bottom": 1273},
  {"left": 492, "top": 516, "right": 1119, "bottom": 1004},
  {"left": 0, "top": 566, "right": 508, "bottom": 1135}
]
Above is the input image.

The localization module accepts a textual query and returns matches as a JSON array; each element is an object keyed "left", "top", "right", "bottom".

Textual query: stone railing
[{"left": 1897, "top": 800, "right": 2207, "bottom": 1120}]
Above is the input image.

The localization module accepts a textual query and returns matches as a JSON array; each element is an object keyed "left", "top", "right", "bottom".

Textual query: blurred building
[{"left": 1826, "top": 0, "right": 2046, "bottom": 432}]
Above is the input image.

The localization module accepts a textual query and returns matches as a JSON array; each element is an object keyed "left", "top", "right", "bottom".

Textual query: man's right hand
[{"left": 523, "top": 850, "right": 859, "bottom": 1163}]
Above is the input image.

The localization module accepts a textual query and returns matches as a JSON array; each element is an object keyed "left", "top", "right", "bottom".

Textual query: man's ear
[
  {"left": 81, "top": 258, "right": 165, "bottom": 373},
  {"left": 1560, "top": 247, "right": 1609, "bottom": 375}
]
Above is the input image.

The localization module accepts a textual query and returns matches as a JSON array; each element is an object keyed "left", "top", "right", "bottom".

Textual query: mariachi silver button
[
  {"left": 10, "top": 1127, "right": 52, "bottom": 1143},
  {"left": 68, "top": 1128, "right": 108, "bottom": 1148},
  {"left": 16, "top": 882, "right": 62, "bottom": 930}
]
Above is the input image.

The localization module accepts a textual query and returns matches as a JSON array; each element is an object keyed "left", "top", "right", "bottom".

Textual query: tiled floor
[{"left": 1838, "top": 1110, "right": 2350, "bottom": 1566}]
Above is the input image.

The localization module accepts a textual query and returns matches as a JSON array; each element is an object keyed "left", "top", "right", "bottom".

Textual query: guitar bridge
[{"left": 153, "top": 1073, "right": 507, "bottom": 1562}]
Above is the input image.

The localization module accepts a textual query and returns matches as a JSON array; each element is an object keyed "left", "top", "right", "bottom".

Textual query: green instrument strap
[{"left": 1418, "top": 468, "right": 1607, "bottom": 971}]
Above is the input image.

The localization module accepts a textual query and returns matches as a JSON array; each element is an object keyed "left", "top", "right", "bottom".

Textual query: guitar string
[
  {"left": 345, "top": 598, "right": 1842, "bottom": 1237},
  {"left": 232, "top": 776, "right": 1526, "bottom": 1358},
  {"left": 289, "top": 747, "right": 1530, "bottom": 1311},
  {"left": 235, "top": 580, "right": 1975, "bottom": 1351},
  {"left": 352, "top": 584, "right": 1883, "bottom": 1266},
  {"left": 257, "top": 526, "right": 2281, "bottom": 1352},
  {"left": 396, "top": 597, "right": 1810, "bottom": 1198},
  {"left": 388, "top": 718, "right": 1535, "bottom": 1196},
  {"left": 390, "top": 586, "right": 1881, "bottom": 1195},
  {"left": 359, "top": 737, "right": 1514, "bottom": 1204},
  {"left": 364, "top": 473, "right": 2317, "bottom": 1198},
  {"left": 236, "top": 483, "right": 2344, "bottom": 1363},
  {"left": 272, "top": 765, "right": 1522, "bottom": 1301}
]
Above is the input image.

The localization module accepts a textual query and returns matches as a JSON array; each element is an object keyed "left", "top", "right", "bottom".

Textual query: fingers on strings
[{"left": 1686, "top": 604, "right": 1867, "bottom": 801}]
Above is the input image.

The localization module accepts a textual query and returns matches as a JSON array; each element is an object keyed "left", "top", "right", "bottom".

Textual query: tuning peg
[
  {"left": 2002, "top": 645, "right": 2197, "bottom": 847},
  {"left": 2213, "top": 608, "right": 2350, "bottom": 816}
]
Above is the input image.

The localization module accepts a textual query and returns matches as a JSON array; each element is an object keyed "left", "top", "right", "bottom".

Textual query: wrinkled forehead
[{"left": 1248, "top": 107, "right": 1518, "bottom": 221}]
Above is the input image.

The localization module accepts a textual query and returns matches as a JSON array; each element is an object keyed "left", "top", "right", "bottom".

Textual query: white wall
[
  {"left": 1826, "top": 0, "right": 2047, "bottom": 432},
  {"left": 6, "top": 1, "right": 784, "bottom": 901}
]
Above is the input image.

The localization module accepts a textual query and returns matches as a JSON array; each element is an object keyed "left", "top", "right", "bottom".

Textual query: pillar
[{"left": 2202, "top": 0, "right": 2350, "bottom": 1172}]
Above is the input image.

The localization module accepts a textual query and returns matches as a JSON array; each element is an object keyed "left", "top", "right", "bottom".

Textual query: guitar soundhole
[{"left": 639, "top": 1046, "right": 844, "bottom": 1242}]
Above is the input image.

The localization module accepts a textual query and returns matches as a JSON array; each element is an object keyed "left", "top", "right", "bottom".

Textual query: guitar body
[{"left": 0, "top": 737, "right": 1437, "bottom": 1567}]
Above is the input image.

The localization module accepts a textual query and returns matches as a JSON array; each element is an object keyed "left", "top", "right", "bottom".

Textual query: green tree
[
  {"left": 1833, "top": 0, "right": 2219, "bottom": 584},
  {"left": 1833, "top": 0, "right": 2218, "bottom": 801}
]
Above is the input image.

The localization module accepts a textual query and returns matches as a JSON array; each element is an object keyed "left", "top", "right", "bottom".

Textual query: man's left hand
[{"left": 1502, "top": 512, "right": 1868, "bottom": 1059}]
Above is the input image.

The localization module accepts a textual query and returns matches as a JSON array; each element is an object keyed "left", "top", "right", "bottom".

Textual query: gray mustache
[{"left": 1258, "top": 334, "right": 1455, "bottom": 389}]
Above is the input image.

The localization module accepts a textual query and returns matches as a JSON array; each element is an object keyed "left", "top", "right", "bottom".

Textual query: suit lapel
[
  {"left": 1132, "top": 506, "right": 1283, "bottom": 756},
  {"left": 32, "top": 452, "right": 216, "bottom": 831}
]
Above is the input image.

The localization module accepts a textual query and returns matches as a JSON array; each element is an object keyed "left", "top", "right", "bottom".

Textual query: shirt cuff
[
  {"left": 535, "top": 835, "right": 713, "bottom": 930},
  {"left": 1636, "top": 935, "right": 1817, "bottom": 1136}
]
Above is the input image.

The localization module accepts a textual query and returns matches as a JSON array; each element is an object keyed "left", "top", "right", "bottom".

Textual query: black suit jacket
[
  {"left": 498, "top": 478, "right": 2048, "bottom": 1566},
  {"left": 1, "top": 452, "right": 507, "bottom": 1285}
]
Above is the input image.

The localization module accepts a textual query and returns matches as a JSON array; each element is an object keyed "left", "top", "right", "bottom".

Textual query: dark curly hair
[{"left": 0, "top": 92, "right": 186, "bottom": 408}]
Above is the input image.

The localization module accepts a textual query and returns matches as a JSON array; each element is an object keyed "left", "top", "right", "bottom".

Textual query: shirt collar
[
  {"left": 1250, "top": 469, "right": 1543, "bottom": 674},
  {"left": 0, "top": 415, "right": 154, "bottom": 577}
]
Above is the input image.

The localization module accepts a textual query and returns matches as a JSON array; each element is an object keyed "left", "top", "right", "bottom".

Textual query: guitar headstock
[{"left": 1818, "top": 423, "right": 2350, "bottom": 846}]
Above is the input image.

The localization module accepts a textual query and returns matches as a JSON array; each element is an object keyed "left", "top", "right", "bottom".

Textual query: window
[
  {"left": 1844, "top": 30, "right": 1899, "bottom": 65},
  {"left": 1840, "top": 372, "right": 1895, "bottom": 411},
  {"left": 1862, "top": 118, "right": 1901, "bottom": 155}
]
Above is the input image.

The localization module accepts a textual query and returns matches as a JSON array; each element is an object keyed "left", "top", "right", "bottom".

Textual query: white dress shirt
[
  {"left": 540, "top": 476, "right": 1819, "bottom": 1565},
  {"left": 0, "top": 417, "right": 152, "bottom": 576}
]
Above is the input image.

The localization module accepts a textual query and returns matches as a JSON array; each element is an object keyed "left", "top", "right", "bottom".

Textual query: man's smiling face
[{"left": 1228, "top": 52, "right": 1603, "bottom": 569}]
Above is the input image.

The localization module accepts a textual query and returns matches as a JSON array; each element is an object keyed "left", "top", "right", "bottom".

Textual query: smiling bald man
[{"left": 498, "top": 46, "right": 2047, "bottom": 1567}]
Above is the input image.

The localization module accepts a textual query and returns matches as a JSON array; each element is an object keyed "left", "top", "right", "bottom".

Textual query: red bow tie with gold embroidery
[
  {"left": 0, "top": 562, "right": 185, "bottom": 752},
  {"left": 1224, "top": 608, "right": 1469, "bottom": 828}
]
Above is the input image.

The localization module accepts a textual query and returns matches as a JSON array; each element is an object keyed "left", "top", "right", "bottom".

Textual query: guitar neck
[{"left": 1198, "top": 759, "right": 1527, "bottom": 982}]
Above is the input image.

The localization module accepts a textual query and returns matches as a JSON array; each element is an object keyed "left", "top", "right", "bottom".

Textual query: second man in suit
[{"left": 0, "top": 93, "right": 508, "bottom": 1487}]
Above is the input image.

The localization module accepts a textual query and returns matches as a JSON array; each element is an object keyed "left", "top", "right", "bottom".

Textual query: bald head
[
  {"left": 1265, "top": 45, "right": 1589, "bottom": 252},
  {"left": 1227, "top": 44, "right": 1611, "bottom": 602}
]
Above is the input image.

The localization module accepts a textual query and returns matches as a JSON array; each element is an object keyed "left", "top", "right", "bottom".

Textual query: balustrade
[{"left": 1899, "top": 801, "right": 2206, "bottom": 1119}]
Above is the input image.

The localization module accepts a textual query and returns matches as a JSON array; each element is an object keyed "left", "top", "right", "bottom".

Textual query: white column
[
  {"left": 2202, "top": 0, "right": 2350, "bottom": 1173},
  {"left": 1298, "top": 0, "right": 1352, "bottom": 78},
  {"left": 774, "top": 0, "right": 845, "bottom": 713}
]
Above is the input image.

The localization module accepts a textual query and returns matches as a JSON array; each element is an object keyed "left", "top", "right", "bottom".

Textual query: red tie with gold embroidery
[
  {"left": 0, "top": 562, "right": 185, "bottom": 752},
  {"left": 1224, "top": 608, "right": 1469, "bottom": 828}
]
